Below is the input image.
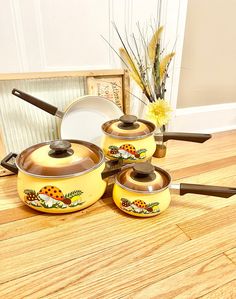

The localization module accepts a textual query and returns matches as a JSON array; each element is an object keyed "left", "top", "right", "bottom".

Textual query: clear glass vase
[{"left": 153, "top": 126, "right": 167, "bottom": 158}]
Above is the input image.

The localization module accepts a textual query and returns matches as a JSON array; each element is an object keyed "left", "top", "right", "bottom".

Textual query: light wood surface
[
  {"left": 0, "top": 69, "right": 126, "bottom": 80},
  {"left": 0, "top": 130, "right": 236, "bottom": 298}
]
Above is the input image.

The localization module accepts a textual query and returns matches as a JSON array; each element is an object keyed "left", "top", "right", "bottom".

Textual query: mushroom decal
[
  {"left": 38, "top": 186, "right": 71, "bottom": 207},
  {"left": 23, "top": 187, "right": 84, "bottom": 209},
  {"left": 108, "top": 144, "right": 147, "bottom": 160},
  {"left": 120, "top": 198, "right": 160, "bottom": 214}
]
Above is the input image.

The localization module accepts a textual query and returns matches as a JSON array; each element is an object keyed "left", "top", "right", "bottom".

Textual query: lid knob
[
  {"left": 49, "top": 140, "right": 74, "bottom": 158},
  {"left": 118, "top": 115, "right": 139, "bottom": 130},
  {"left": 120, "top": 115, "right": 137, "bottom": 124},
  {"left": 131, "top": 162, "right": 156, "bottom": 182}
]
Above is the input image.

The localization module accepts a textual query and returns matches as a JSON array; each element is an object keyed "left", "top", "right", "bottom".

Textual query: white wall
[
  {"left": 171, "top": 0, "right": 236, "bottom": 133},
  {"left": 0, "top": 0, "right": 172, "bottom": 72},
  {"left": 178, "top": 0, "right": 236, "bottom": 108},
  {"left": 0, "top": 0, "right": 188, "bottom": 125}
]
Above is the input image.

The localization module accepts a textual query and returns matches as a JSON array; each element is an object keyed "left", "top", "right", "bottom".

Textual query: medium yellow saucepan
[
  {"left": 113, "top": 162, "right": 236, "bottom": 217},
  {"left": 1, "top": 140, "right": 119, "bottom": 213},
  {"left": 101, "top": 115, "right": 212, "bottom": 164}
]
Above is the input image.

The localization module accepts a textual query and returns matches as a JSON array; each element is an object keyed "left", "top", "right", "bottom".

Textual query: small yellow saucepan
[
  {"left": 1, "top": 140, "right": 120, "bottom": 213},
  {"left": 101, "top": 115, "right": 212, "bottom": 164},
  {"left": 113, "top": 162, "right": 236, "bottom": 217}
]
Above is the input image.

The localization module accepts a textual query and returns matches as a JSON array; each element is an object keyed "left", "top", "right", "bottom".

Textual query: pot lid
[
  {"left": 102, "top": 115, "right": 155, "bottom": 139},
  {"left": 16, "top": 140, "right": 104, "bottom": 178},
  {"left": 116, "top": 162, "right": 171, "bottom": 193}
]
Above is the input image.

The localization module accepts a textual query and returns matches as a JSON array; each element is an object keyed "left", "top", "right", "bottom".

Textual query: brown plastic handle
[
  {"left": 12, "top": 89, "right": 61, "bottom": 117},
  {"left": 160, "top": 132, "right": 212, "bottom": 143},
  {"left": 180, "top": 183, "right": 236, "bottom": 198},
  {"left": 1, "top": 152, "right": 18, "bottom": 174},
  {"left": 101, "top": 160, "right": 128, "bottom": 179}
]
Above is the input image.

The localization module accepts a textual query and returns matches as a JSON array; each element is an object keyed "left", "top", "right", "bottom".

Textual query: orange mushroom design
[
  {"left": 108, "top": 144, "right": 147, "bottom": 160},
  {"left": 120, "top": 198, "right": 160, "bottom": 214},
  {"left": 24, "top": 186, "right": 84, "bottom": 209},
  {"left": 38, "top": 186, "right": 71, "bottom": 206}
]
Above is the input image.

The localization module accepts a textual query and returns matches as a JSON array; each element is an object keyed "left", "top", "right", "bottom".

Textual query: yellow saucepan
[
  {"left": 113, "top": 162, "right": 236, "bottom": 217},
  {"left": 1, "top": 140, "right": 119, "bottom": 213},
  {"left": 101, "top": 115, "right": 212, "bottom": 164}
]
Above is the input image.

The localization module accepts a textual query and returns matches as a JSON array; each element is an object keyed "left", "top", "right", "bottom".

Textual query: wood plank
[
  {"left": 198, "top": 280, "right": 236, "bottom": 299},
  {"left": 1, "top": 222, "right": 235, "bottom": 298},
  {"left": 225, "top": 247, "right": 236, "bottom": 264},
  {"left": 0, "top": 175, "right": 22, "bottom": 210},
  {"left": 154, "top": 130, "right": 236, "bottom": 171},
  {"left": 172, "top": 163, "right": 236, "bottom": 186},
  {"left": 2, "top": 181, "right": 236, "bottom": 242},
  {"left": 0, "top": 206, "right": 38, "bottom": 225},
  {"left": 0, "top": 223, "right": 188, "bottom": 284},
  {"left": 170, "top": 155, "right": 236, "bottom": 181},
  {"left": 131, "top": 255, "right": 236, "bottom": 299},
  {"left": 0, "top": 199, "right": 114, "bottom": 241},
  {"left": 177, "top": 205, "right": 236, "bottom": 239},
  {"left": 0, "top": 69, "right": 125, "bottom": 80}
]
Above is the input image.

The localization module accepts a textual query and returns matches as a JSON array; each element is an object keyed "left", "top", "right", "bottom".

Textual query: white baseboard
[{"left": 169, "top": 102, "right": 236, "bottom": 133}]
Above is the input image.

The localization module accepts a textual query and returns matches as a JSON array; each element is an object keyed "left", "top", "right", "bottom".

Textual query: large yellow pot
[
  {"left": 1, "top": 140, "right": 118, "bottom": 213},
  {"left": 101, "top": 115, "right": 156, "bottom": 163}
]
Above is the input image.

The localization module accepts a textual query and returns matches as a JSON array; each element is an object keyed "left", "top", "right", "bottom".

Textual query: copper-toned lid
[
  {"left": 102, "top": 115, "right": 155, "bottom": 139},
  {"left": 116, "top": 162, "right": 171, "bottom": 193},
  {"left": 16, "top": 140, "right": 104, "bottom": 178}
]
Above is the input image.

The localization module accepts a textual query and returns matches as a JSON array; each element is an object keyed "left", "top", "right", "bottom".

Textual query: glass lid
[
  {"left": 116, "top": 162, "right": 171, "bottom": 193},
  {"left": 102, "top": 115, "right": 155, "bottom": 139},
  {"left": 16, "top": 140, "right": 104, "bottom": 178}
]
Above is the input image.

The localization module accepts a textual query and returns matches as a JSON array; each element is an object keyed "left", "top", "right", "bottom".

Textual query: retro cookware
[
  {"left": 101, "top": 115, "right": 211, "bottom": 163},
  {"left": 113, "top": 162, "right": 236, "bottom": 217},
  {"left": 1, "top": 140, "right": 120, "bottom": 213}
]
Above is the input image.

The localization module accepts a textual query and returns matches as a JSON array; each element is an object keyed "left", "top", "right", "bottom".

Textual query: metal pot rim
[
  {"left": 114, "top": 164, "right": 172, "bottom": 194},
  {"left": 102, "top": 118, "right": 156, "bottom": 140},
  {"left": 15, "top": 140, "right": 105, "bottom": 179}
]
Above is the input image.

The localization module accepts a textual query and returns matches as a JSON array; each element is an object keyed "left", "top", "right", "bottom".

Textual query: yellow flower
[{"left": 147, "top": 99, "right": 172, "bottom": 127}]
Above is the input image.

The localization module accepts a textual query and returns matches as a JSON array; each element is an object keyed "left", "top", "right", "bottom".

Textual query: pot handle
[
  {"left": 161, "top": 132, "right": 212, "bottom": 143},
  {"left": 179, "top": 183, "right": 236, "bottom": 198},
  {"left": 12, "top": 89, "right": 63, "bottom": 118},
  {"left": 101, "top": 160, "right": 125, "bottom": 180},
  {"left": 1, "top": 153, "right": 18, "bottom": 174}
]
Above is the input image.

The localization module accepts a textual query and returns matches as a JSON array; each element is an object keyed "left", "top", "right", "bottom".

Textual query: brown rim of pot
[
  {"left": 115, "top": 164, "right": 172, "bottom": 194},
  {"left": 102, "top": 118, "right": 156, "bottom": 140},
  {"left": 15, "top": 139, "right": 105, "bottom": 179}
]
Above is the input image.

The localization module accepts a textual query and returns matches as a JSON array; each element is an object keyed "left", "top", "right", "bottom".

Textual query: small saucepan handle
[
  {"left": 177, "top": 183, "right": 236, "bottom": 198},
  {"left": 1, "top": 153, "right": 18, "bottom": 174},
  {"left": 101, "top": 160, "right": 127, "bottom": 180},
  {"left": 12, "top": 89, "right": 63, "bottom": 118},
  {"left": 161, "top": 132, "right": 212, "bottom": 143}
]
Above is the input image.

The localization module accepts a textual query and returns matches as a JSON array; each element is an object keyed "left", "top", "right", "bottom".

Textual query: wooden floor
[{"left": 0, "top": 130, "right": 236, "bottom": 298}]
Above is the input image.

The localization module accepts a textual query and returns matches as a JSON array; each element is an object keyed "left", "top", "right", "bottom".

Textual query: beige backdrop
[{"left": 177, "top": 0, "right": 236, "bottom": 108}]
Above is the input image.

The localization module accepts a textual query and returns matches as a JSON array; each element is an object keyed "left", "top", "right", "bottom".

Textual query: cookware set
[{"left": 1, "top": 89, "right": 236, "bottom": 216}]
